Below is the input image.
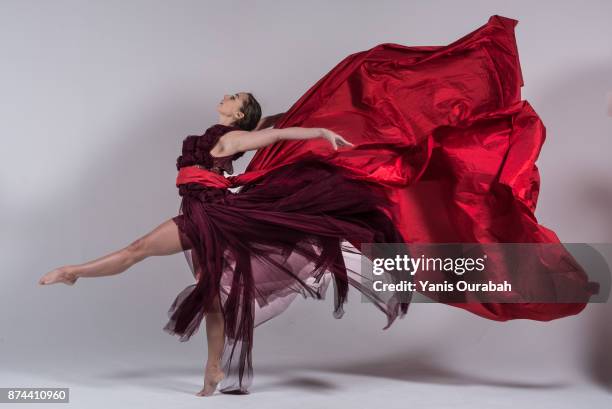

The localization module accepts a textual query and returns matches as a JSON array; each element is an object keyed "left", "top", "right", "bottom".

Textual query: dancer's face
[{"left": 217, "top": 92, "right": 246, "bottom": 125}]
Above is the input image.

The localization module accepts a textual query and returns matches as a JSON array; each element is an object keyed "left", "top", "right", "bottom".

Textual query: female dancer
[{"left": 38, "top": 91, "right": 404, "bottom": 397}]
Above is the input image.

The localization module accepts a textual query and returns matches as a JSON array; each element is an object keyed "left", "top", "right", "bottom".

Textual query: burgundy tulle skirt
[{"left": 164, "top": 157, "right": 410, "bottom": 393}]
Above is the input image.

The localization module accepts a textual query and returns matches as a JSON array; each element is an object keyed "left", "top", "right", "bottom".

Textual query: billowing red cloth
[{"left": 225, "top": 15, "right": 598, "bottom": 321}]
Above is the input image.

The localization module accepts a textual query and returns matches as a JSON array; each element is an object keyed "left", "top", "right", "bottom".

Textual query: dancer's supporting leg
[
  {"left": 38, "top": 217, "right": 183, "bottom": 285},
  {"left": 198, "top": 293, "right": 226, "bottom": 397}
]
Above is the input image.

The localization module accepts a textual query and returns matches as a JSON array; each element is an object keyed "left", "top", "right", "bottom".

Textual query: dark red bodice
[{"left": 176, "top": 124, "right": 245, "bottom": 175}]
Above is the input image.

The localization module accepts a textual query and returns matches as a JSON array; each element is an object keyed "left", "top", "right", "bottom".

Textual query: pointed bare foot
[
  {"left": 39, "top": 266, "right": 79, "bottom": 286},
  {"left": 195, "top": 364, "right": 225, "bottom": 397}
]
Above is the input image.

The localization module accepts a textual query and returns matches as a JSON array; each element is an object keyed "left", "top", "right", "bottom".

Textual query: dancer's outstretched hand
[
  {"left": 39, "top": 267, "right": 79, "bottom": 286},
  {"left": 321, "top": 128, "right": 354, "bottom": 150}
]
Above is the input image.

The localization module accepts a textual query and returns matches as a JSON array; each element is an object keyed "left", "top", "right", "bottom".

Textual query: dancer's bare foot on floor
[
  {"left": 39, "top": 266, "right": 78, "bottom": 286},
  {"left": 196, "top": 364, "right": 225, "bottom": 397}
]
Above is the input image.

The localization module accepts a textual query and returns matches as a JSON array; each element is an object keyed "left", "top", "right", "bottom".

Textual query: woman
[
  {"left": 39, "top": 14, "right": 599, "bottom": 397},
  {"left": 39, "top": 91, "right": 411, "bottom": 396}
]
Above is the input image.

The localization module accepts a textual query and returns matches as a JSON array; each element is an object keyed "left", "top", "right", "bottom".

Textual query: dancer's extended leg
[
  {"left": 38, "top": 218, "right": 184, "bottom": 285},
  {"left": 39, "top": 217, "right": 227, "bottom": 396}
]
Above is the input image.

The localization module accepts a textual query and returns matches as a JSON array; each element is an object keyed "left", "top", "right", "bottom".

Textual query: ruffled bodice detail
[{"left": 176, "top": 123, "right": 245, "bottom": 175}]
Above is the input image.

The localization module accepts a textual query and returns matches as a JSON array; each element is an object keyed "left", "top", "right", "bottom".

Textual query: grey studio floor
[{"left": 2, "top": 294, "right": 612, "bottom": 409}]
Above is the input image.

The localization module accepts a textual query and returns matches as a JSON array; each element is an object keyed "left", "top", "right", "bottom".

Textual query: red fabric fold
[{"left": 176, "top": 166, "right": 232, "bottom": 189}]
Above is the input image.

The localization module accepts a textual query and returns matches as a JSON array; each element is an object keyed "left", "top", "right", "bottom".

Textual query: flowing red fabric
[{"left": 225, "top": 15, "right": 597, "bottom": 321}]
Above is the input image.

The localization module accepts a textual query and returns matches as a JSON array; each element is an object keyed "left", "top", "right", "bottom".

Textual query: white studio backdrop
[{"left": 1, "top": 0, "right": 611, "bottom": 404}]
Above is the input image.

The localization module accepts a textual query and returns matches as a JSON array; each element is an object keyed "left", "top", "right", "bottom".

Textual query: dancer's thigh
[{"left": 136, "top": 217, "right": 186, "bottom": 257}]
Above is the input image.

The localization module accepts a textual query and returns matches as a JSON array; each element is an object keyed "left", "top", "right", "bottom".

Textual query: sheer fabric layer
[{"left": 164, "top": 158, "right": 410, "bottom": 392}]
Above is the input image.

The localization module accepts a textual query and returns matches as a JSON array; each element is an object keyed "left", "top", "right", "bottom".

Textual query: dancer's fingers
[
  {"left": 330, "top": 137, "right": 338, "bottom": 150},
  {"left": 340, "top": 137, "right": 353, "bottom": 146}
]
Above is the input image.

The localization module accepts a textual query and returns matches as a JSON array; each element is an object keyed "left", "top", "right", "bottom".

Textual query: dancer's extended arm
[{"left": 211, "top": 127, "right": 353, "bottom": 157}]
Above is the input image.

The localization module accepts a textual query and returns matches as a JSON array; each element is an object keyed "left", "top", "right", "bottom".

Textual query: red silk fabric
[
  {"left": 176, "top": 166, "right": 232, "bottom": 189},
  {"left": 229, "top": 15, "right": 525, "bottom": 189},
  {"left": 179, "top": 15, "right": 598, "bottom": 322}
]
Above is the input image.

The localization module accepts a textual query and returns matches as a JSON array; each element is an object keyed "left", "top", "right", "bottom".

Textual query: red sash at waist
[{"left": 176, "top": 166, "right": 232, "bottom": 189}]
